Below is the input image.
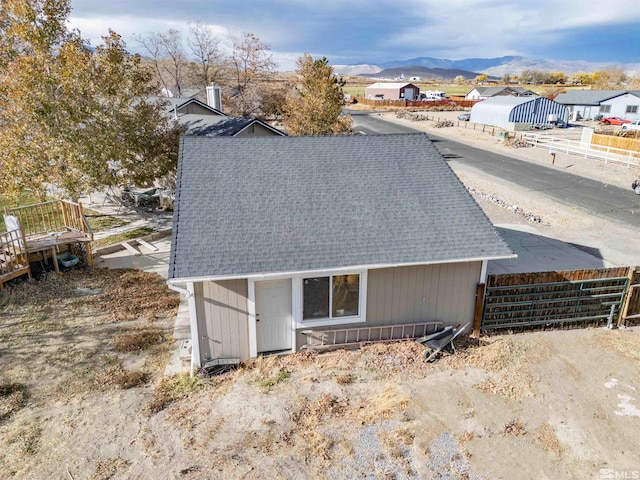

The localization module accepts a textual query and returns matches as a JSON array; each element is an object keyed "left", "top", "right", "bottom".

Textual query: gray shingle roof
[
  {"left": 555, "top": 90, "right": 640, "bottom": 105},
  {"left": 181, "top": 115, "right": 285, "bottom": 136},
  {"left": 169, "top": 134, "right": 514, "bottom": 280},
  {"left": 470, "top": 87, "right": 535, "bottom": 97}
]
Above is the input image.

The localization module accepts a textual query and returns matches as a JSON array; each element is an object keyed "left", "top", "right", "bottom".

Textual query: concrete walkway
[
  {"left": 98, "top": 238, "right": 191, "bottom": 375},
  {"left": 85, "top": 194, "right": 191, "bottom": 376}
]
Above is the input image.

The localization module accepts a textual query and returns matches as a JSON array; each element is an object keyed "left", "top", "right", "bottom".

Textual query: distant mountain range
[
  {"left": 333, "top": 56, "right": 640, "bottom": 78},
  {"left": 359, "top": 65, "right": 491, "bottom": 81}
]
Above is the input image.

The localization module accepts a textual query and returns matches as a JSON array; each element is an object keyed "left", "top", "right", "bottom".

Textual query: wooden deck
[
  {"left": 0, "top": 228, "right": 31, "bottom": 290},
  {"left": 3, "top": 200, "right": 94, "bottom": 276}
]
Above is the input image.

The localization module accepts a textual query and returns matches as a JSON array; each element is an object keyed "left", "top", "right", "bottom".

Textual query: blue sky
[{"left": 68, "top": 0, "right": 640, "bottom": 70}]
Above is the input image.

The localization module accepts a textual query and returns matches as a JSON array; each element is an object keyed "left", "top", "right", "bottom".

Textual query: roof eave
[{"left": 167, "top": 253, "right": 517, "bottom": 284}]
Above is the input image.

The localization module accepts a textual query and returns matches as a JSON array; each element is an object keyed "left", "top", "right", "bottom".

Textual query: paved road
[{"left": 348, "top": 110, "right": 640, "bottom": 228}]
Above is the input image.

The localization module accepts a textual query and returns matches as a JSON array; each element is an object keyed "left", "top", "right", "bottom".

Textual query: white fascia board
[
  {"left": 234, "top": 120, "right": 286, "bottom": 137},
  {"left": 167, "top": 254, "right": 517, "bottom": 285}
]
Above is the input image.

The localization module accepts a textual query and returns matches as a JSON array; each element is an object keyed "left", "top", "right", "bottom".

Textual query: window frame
[
  {"left": 599, "top": 105, "right": 611, "bottom": 114},
  {"left": 294, "top": 270, "right": 367, "bottom": 328},
  {"left": 626, "top": 105, "right": 638, "bottom": 114}
]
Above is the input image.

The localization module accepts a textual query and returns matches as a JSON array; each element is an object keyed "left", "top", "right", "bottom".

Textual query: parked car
[
  {"left": 621, "top": 120, "right": 640, "bottom": 131},
  {"left": 531, "top": 123, "right": 553, "bottom": 130},
  {"left": 458, "top": 113, "right": 470, "bottom": 121},
  {"left": 601, "top": 116, "right": 631, "bottom": 126}
]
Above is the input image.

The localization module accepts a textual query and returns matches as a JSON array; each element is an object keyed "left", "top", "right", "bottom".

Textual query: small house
[
  {"left": 555, "top": 90, "right": 640, "bottom": 122},
  {"left": 365, "top": 82, "right": 420, "bottom": 100},
  {"left": 167, "top": 134, "right": 514, "bottom": 369},
  {"left": 465, "top": 86, "right": 536, "bottom": 101}
]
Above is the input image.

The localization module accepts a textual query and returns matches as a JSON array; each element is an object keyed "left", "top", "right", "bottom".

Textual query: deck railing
[
  {"left": 4, "top": 200, "right": 91, "bottom": 238},
  {"left": 0, "top": 228, "right": 31, "bottom": 288}
]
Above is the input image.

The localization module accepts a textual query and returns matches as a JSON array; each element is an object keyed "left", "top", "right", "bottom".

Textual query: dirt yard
[
  {"left": 2, "top": 112, "right": 639, "bottom": 479},
  {"left": 1, "top": 268, "right": 639, "bottom": 479}
]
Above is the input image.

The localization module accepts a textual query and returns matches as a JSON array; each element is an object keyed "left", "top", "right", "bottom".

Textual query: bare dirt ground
[
  {"left": 1, "top": 114, "right": 640, "bottom": 479},
  {"left": 1, "top": 269, "right": 640, "bottom": 479},
  {"left": 378, "top": 110, "right": 640, "bottom": 268}
]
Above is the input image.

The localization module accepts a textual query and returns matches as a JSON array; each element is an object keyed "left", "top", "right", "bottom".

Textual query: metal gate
[{"left": 482, "top": 275, "right": 629, "bottom": 330}]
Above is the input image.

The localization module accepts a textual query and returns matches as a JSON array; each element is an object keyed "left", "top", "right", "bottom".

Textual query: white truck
[{"left": 621, "top": 120, "right": 640, "bottom": 131}]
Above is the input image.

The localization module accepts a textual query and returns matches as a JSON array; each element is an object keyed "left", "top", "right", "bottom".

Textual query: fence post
[
  {"left": 618, "top": 266, "right": 636, "bottom": 327},
  {"left": 472, "top": 283, "right": 486, "bottom": 338}
]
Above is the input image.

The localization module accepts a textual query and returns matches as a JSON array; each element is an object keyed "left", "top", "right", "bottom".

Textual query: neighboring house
[
  {"left": 167, "top": 134, "right": 515, "bottom": 368},
  {"left": 555, "top": 90, "right": 640, "bottom": 122},
  {"left": 470, "top": 96, "right": 569, "bottom": 131},
  {"left": 465, "top": 86, "right": 536, "bottom": 100},
  {"left": 365, "top": 82, "right": 420, "bottom": 100},
  {"left": 180, "top": 116, "right": 285, "bottom": 137},
  {"left": 150, "top": 83, "right": 285, "bottom": 137}
]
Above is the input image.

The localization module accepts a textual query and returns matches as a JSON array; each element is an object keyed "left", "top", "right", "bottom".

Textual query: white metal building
[{"left": 470, "top": 96, "right": 569, "bottom": 131}]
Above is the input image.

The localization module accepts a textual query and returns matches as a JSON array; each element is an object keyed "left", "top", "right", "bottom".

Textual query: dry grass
[
  {"left": 503, "top": 419, "right": 527, "bottom": 436},
  {"left": 92, "top": 269, "right": 180, "bottom": 322},
  {"left": 0, "top": 383, "right": 28, "bottom": 420},
  {"left": 591, "top": 329, "right": 640, "bottom": 361},
  {"left": 4, "top": 422, "right": 42, "bottom": 457},
  {"left": 283, "top": 393, "right": 349, "bottom": 461},
  {"left": 456, "top": 431, "right": 475, "bottom": 446},
  {"left": 444, "top": 336, "right": 545, "bottom": 400},
  {"left": 259, "top": 369, "right": 290, "bottom": 390},
  {"left": 113, "top": 326, "right": 166, "bottom": 352},
  {"left": 0, "top": 268, "right": 179, "bottom": 323},
  {"left": 535, "top": 423, "right": 563, "bottom": 459},
  {"left": 90, "top": 457, "right": 132, "bottom": 480},
  {"left": 95, "top": 364, "right": 149, "bottom": 390},
  {"left": 148, "top": 373, "right": 208, "bottom": 414},
  {"left": 335, "top": 373, "right": 357, "bottom": 384},
  {"left": 358, "top": 385, "right": 410, "bottom": 423}
]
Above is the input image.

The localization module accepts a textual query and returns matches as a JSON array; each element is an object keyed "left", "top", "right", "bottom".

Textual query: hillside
[
  {"left": 333, "top": 56, "right": 640, "bottom": 77},
  {"left": 360, "top": 65, "right": 483, "bottom": 80}
]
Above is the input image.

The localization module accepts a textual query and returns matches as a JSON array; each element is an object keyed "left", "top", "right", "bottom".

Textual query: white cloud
[{"left": 385, "top": 0, "right": 640, "bottom": 58}]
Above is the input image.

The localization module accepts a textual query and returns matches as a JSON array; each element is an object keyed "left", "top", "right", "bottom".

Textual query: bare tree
[
  {"left": 225, "top": 32, "right": 276, "bottom": 116},
  {"left": 134, "top": 29, "right": 187, "bottom": 96},
  {"left": 187, "top": 21, "right": 223, "bottom": 89},
  {"left": 134, "top": 31, "right": 169, "bottom": 94}
]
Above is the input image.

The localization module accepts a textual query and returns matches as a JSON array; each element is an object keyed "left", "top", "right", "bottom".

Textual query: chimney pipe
[{"left": 206, "top": 83, "right": 222, "bottom": 112}]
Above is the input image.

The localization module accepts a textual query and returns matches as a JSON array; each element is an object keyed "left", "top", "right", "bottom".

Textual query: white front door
[{"left": 255, "top": 279, "right": 292, "bottom": 353}]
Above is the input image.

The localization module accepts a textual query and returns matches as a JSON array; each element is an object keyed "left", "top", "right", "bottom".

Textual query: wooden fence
[
  {"left": 354, "top": 97, "right": 480, "bottom": 109},
  {"left": 591, "top": 134, "right": 640, "bottom": 158},
  {"left": 620, "top": 266, "right": 640, "bottom": 325},
  {"left": 473, "top": 267, "right": 638, "bottom": 334}
]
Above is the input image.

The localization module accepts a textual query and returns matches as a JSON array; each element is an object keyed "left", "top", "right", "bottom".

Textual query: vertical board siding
[
  {"left": 366, "top": 262, "right": 481, "bottom": 327},
  {"left": 509, "top": 97, "right": 569, "bottom": 124},
  {"left": 196, "top": 279, "right": 250, "bottom": 362}
]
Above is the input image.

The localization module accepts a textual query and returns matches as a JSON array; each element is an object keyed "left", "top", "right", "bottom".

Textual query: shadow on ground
[{"left": 489, "top": 225, "right": 609, "bottom": 274}]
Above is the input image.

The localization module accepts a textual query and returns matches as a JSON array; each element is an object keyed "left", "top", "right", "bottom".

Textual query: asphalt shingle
[{"left": 168, "top": 134, "right": 514, "bottom": 280}]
